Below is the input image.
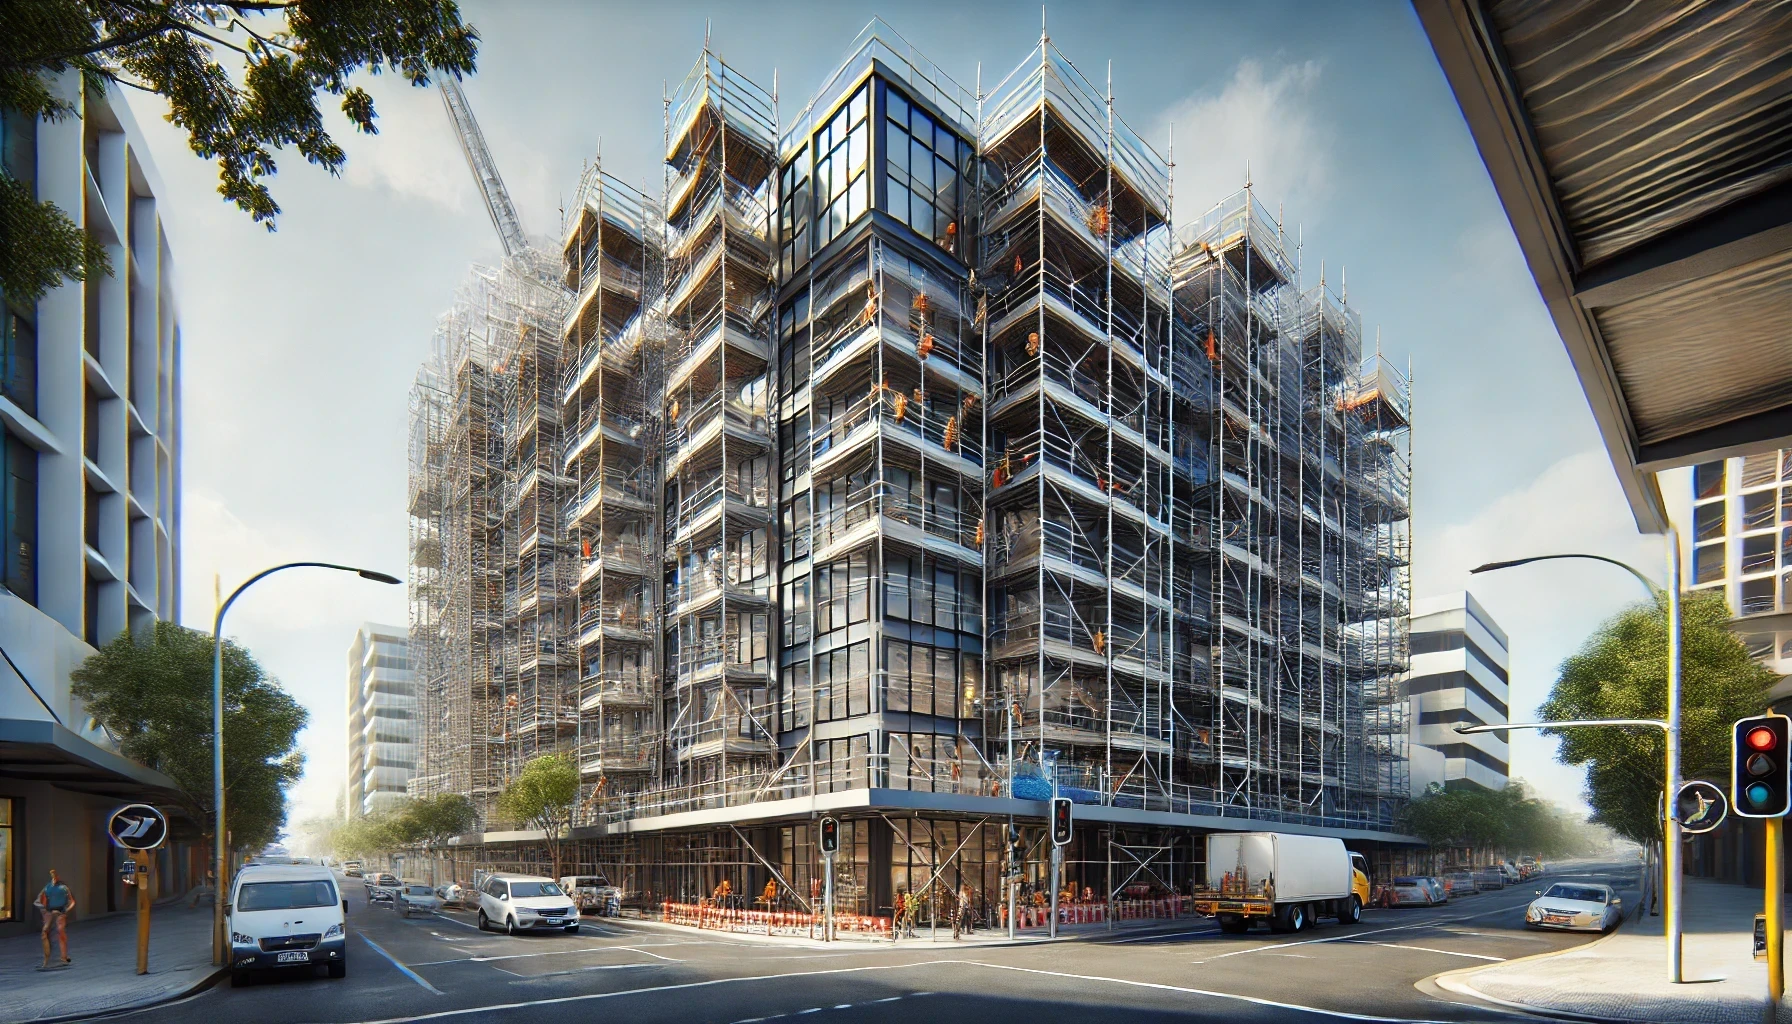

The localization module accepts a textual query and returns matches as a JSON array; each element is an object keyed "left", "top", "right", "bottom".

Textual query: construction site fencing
[{"left": 661, "top": 901, "right": 891, "bottom": 938}]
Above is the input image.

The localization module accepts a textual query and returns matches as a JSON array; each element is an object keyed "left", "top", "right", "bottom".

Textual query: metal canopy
[
  {"left": 0, "top": 718, "right": 186, "bottom": 802},
  {"left": 1415, "top": 0, "right": 1792, "bottom": 531}
]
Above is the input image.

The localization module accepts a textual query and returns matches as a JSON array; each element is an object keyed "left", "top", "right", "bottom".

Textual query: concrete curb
[{"left": 31, "top": 963, "right": 228, "bottom": 1024}]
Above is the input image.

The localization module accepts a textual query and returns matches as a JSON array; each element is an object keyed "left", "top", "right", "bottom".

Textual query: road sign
[
  {"left": 1675, "top": 780, "right": 1727, "bottom": 835},
  {"left": 1733, "top": 715, "right": 1792, "bottom": 818},
  {"left": 108, "top": 803, "right": 168, "bottom": 850}
]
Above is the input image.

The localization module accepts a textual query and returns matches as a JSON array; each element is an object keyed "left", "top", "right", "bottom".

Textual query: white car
[
  {"left": 396, "top": 883, "right": 442, "bottom": 917},
  {"left": 476, "top": 873, "right": 581, "bottom": 935},
  {"left": 560, "top": 874, "right": 624, "bottom": 915},
  {"left": 226, "top": 864, "right": 348, "bottom": 985},
  {"left": 1525, "top": 882, "right": 1622, "bottom": 932}
]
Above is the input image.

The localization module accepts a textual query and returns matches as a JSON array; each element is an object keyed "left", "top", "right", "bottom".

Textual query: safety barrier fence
[
  {"left": 661, "top": 901, "right": 892, "bottom": 937},
  {"left": 999, "top": 896, "right": 1194, "bottom": 929}
]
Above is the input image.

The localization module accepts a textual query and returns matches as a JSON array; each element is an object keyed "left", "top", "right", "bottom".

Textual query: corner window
[
  {"left": 1694, "top": 500, "right": 1724, "bottom": 541},
  {"left": 883, "top": 84, "right": 965, "bottom": 258},
  {"left": 1692, "top": 541, "right": 1724, "bottom": 584},
  {"left": 811, "top": 84, "right": 870, "bottom": 251}
]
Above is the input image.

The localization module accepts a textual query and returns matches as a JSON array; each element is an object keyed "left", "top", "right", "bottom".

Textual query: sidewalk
[
  {"left": 1433, "top": 876, "right": 1782, "bottom": 1023},
  {"left": 0, "top": 899, "right": 223, "bottom": 1023}
]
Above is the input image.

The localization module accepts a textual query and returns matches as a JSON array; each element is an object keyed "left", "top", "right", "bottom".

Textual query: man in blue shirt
[{"left": 36, "top": 869, "right": 74, "bottom": 968}]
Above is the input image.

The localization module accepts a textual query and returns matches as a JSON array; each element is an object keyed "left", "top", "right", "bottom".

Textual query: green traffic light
[{"left": 1748, "top": 782, "right": 1773, "bottom": 807}]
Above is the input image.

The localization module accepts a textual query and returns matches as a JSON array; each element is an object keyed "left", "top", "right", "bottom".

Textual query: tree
[
  {"left": 1400, "top": 780, "right": 1598, "bottom": 862},
  {"left": 0, "top": 1, "right": 479, "bottom": 303},
  {"left": 1541, "top": 590, "right": 1776, "bottom": 845},
  {"left": 71, "top": 620, "right": 307, "bottom": 853},
  {"left": 498, "top": 752, "right": 578, "bottom": 879}
]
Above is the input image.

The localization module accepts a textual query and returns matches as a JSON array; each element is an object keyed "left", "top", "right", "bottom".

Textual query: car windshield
[
  {"left": 510, "top": 882, "right": 564, "bottom": 897},
  {"left": 405, "top": 885, "right": 434, "bottom": 895},
  {"left": 571, "top": 877, "right": 606, "bottom": 886},
  {"left": 1543, "top": 885, "right": 1606, "bottom": 903},
  {"left": 238, "top": 880, "right": 337, "bottom": 911}
]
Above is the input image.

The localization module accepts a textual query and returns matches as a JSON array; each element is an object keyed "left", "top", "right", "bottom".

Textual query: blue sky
[{"left": 123, "top": 1, "right": 1664, "bottom": 828}]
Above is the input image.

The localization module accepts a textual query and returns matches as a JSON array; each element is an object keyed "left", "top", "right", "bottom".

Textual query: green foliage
[
  {"left": 1401, "top": 780, "right": 1596, "bottom": 858},
  {"left": 498, "top": 752, "right": 578, "bottom": 876},
  {"left": 70, "top": 620, "right": 307, "bottom": 853},
  {"left": 0, "top": 172, "right": 112, "bottom": 304},
  {"left": 328, "top": 793, "right": 474, "bottom": 859},
  {"left": 0, "top": 1, "right": 478, "bottom": 302},
  {"left": 1541, "top": 590, "right": 1775, "bottom": 844}
]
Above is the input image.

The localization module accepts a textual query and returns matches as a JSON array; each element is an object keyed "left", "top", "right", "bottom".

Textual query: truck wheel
[
  {"left": 1269, "top": 907, "right": 1292, "bottom": 933},
  {"left": 1217, "top": 914, "right": 1249, "bottom": 934},
  {"left": 1288, "top": 904, "right": 1308, "bottom": 932},
  {"left": 1341, "top": 896, "right": 1361, "bottom": 925}
]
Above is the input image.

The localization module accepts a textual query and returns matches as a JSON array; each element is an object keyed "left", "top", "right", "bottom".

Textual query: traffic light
[
  {"left": 1050, "top": 797, "right": 1072, "bottom": 846},
  {"left": 818, "top": 816, "right": 840, "bottom": 855},
  {"left": 1733, "top": 715, "right": 1792, "bottom": 818},
  {"left": 1007, "top": 824, "right": 1025, "bottom": 876}
]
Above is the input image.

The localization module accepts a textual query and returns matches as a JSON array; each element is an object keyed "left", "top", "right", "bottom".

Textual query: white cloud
[
  {"left": 1157, "top": 59, "right": 1330, "bottom": 224},
  {"left": 338, "top": 77, "right": 475, "bottom": 213},
  {"left": 1416, "top": 449, "right": 1664, "bottom": 813}
]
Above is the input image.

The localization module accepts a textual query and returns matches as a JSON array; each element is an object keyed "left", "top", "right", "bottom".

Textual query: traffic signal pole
[
  {"left": 1049, "top": 844, "right": 1060, "bottom": 939},
  {"left": 1664, "top": 530, "right": 1684, "bottom": 984},
  {"left": 1768, "top": 816, "right": 1784, "bottom": 1003}
]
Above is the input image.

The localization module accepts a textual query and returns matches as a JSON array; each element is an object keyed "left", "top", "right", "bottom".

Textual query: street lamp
[
  {"left": 1467, "top": 532, "right": 1684, "bottom": 983},
  {"left": 212, "top": 562, "right": 401, "bottom": 965}
]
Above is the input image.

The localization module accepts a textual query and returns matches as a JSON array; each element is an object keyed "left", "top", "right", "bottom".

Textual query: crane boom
[{"left": 438, "top": 76, "right": 528, "bottom": 258}]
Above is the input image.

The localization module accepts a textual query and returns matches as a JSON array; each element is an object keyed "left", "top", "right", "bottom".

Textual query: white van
[
  {"left": 476, "top": 873, "right": 580, "bottom": 934},
  {"left": 227, "top": 864, "right": 348, "bottom": 985}
]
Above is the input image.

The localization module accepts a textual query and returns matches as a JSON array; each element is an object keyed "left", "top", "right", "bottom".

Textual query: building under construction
[{"left": 407, "top": 20, "right": 1414, "bottom": 919}]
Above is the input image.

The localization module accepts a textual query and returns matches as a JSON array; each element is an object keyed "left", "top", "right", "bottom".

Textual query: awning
[
  {"left": 1416, "top": 0, "right": 1792, "bottom": 531},
  {"left": 0, "top": 717, "right": 187, "bottom": 803}
]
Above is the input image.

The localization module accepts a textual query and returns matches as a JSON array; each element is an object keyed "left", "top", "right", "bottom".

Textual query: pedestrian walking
[
  {"left": 35, "top": 869, "right": 74, "bottom": 969},
  {"left": 954, "top": 884, "right": 972, "bottom": 939}
]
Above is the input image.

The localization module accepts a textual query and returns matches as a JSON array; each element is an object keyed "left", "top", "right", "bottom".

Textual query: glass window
[
  {"left": 881, "top": 83, "right": 965, "bottom": 258},
  {"left": 237, "top": 881, "right": 338, "bottom": 911},
  {"left": 1743, "top": 453, "right": 1777, "bottom": 488},
  {"left": 1743, "top": 534, "right": 1775, "bottom": 575},
  {"left": 1695, "top": 461, "right": 1725, "bottom": 500},
  {"left": 1744, "top": 630, "right": 1776, "bottom": 657},
  {"left": 0, "top": 797, "right": 12, "bottom": 922},
  {"left": 1745, "top": 490, "right": 1776, "bottom": 530},
  {"left": 0, "top": 303, "right": 35, "bottom": 418},
  {"left": 3, "top": 435, "right": 35, "bottom": 605},
  {"left": 1693, "top": 541, "right": 1725, "bottom": 584},
  {"left": 1742, "top": 578, "right": 1776, "bottom": 616},
  {"left": 887, "top": 90, "right": 909, "bottom": 131}
]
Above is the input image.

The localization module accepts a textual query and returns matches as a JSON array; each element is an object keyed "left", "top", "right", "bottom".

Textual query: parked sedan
[
  {"left": 1386, "top": 877, "right": 1438, "bottom": 906},
  {"left": 1473, "top": 868, "right": 1506, "bottom": 891},
  {"left": 1526, "top": 883, "right": 1622, "bottom": 932},
  {"left": 397, "top": 883, "right": 443, "bottom": 917},
  {"left": 1444, "top": 871, "right": 1478, "bottom": 897}
]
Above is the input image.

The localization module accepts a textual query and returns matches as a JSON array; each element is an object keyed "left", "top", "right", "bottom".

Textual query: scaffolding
[
  {"left": 408, "top": 249, "right": 568, "bottom": 818},
  {"left": 410, "top": 19, "right": 1411, "bottom": 839}
]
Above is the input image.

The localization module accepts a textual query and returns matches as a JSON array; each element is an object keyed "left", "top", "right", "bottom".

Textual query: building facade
[
  {"left": 1668, "top": 450, "right": 1792, "bottom": 681},
  {"left": 0, "top": 75, "right": 189, "bottom": 936},
  {"left": 346, "top": 623, "right": 416, "bottom": 817},
  {"left": 1405, "top": 592, "right": 1508, "bottom": 793},
  {"left": 410, "top": 21, "right": 1416, "bottom": 914}
]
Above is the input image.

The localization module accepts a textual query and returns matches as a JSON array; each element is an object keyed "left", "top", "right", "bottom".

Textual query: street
[{"left": 96, "top": 861, "right": 1635, "bottom": 1024}]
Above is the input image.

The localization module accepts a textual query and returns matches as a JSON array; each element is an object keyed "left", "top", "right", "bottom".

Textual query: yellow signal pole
[{"left": 1769, "top": 816, "right": 1784, "bottom": 1003}]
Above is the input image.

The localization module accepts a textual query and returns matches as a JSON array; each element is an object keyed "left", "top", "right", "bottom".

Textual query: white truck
[{"left": 1192, "top": 832, "right": 1370, "bottom": 934}]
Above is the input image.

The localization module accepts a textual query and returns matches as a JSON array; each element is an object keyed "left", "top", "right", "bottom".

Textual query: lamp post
[
  {"left": 1468, "top": 530, "right": 1683, "bottom": 983},
  {"left": 212, "top": 562, "right": 402, "bottom": 965}
]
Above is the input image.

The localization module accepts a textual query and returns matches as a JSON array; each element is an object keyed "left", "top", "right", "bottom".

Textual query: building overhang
[
  {"left": 1414, "top": 0, "right": 1792, "bottom": 532},
  {"left": 0, "top": 717, "right": 186, "bottom": 803},
  {"left": 455, "top": 790, "right": 1422, "bottom": 848}
]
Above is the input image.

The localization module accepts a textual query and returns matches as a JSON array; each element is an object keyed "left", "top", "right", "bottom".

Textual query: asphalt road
[{"left": 96, "top": 860, "right": 1638, "bottom": 1024}]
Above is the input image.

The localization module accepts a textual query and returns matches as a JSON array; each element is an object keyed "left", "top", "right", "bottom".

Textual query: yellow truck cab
[{"left": 1349, "top": 851, "right": 1371, "bottom": 909}]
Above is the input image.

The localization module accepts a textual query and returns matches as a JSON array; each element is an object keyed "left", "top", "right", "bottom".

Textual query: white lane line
[
  {"left": 871, "top": 996, "right": 903, "bottom": 1003},
  {"left": 1102, "top": 927, "right": 1219, "bottom": 944},
  {"left": 409, "top": 944, "right": 675, "bottom": 967},
  {"left": 309, "top": 961, "right": 961, "bottom": 1024},
  {"left": 1354, "top": 941, "right": 1504, "bottom": 961},
  {"left": 358, "top": 933, "right": 446, "bottom": 996},
  {"left": 968, "top": 962, "right": 1457, "bottom": 1023},
  {"left": 510, "top": 963, "right": 661, "bottom": 980},
  {"left": 1188, "top": 903, "right": 1534, "bottom": 964},
  {"left": 611, "top": 945, "right": 684, "bottom": 962},
  {"left": 1261, "top": 952, "right": 1314, "bottom": 958},
  {"left": 432, "top": 913, "right": 481, "bottom": 931}
]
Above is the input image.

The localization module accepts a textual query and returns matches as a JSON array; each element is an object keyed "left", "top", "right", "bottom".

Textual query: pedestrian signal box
[
  {"left": 818, "top": 816, "right": 840, "bottom": 855},
  {"left": 1050, "top": 797, "right": 1072, "bottom": 846},
  {"left": 1733, "top": 715, "right": 1792, "bottom": 818}
]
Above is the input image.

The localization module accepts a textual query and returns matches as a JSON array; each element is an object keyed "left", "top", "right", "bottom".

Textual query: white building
[
  {"left": 346, "top": 622, "right": 415, "bottom": 817},
  {"left": 1406, "top": 592, "right": 1510, "bottom": 793},
  {"left": 0, "top": 76, "right": 185, "bottom": 936},
  {"left": 1663, "top": 451, "right": 1792, "bottom": 685}
]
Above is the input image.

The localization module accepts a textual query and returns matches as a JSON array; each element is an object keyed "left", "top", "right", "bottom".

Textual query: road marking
[
  {"left": 1261, "top": 952, "right": 1314, "bottom": 958},
  {"left": 359, "top": 933, "right": 445, "bottom": 995},
  {"left": 1102, "top": 927, "right": 1219, "bottom": 944},
  {"left": 1355, "top": 942, "right": 1504, "bottom": 962},
  {"left": 968, "top": 962, "right": 1458, "bottom": 1023},
  {"left": 1188, "top": 902, "right": 1538, "bottom": 965},
  {"left": 410, "top": 944, "right": 683, "bottom": 967},
  {"left": 432, "top": 913, "right": 481, "bottom": 930}
]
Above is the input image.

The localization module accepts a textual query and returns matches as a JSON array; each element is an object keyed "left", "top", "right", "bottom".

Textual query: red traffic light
[{"left": 1749, "top": 727, "right": 1778, "bottom": 751}]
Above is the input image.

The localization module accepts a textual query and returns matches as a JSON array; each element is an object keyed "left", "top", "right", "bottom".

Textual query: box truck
[{"left": 1192, "top": 832, "right": 1370, "bottom": 934}]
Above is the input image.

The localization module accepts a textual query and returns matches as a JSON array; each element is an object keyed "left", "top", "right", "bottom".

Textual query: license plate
[
  {"left": 1543, "top": 915, "right": 1571, "bottom": 924},
  {"left": 276, "top": 950, "right": 310, "bottom": 963}
]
